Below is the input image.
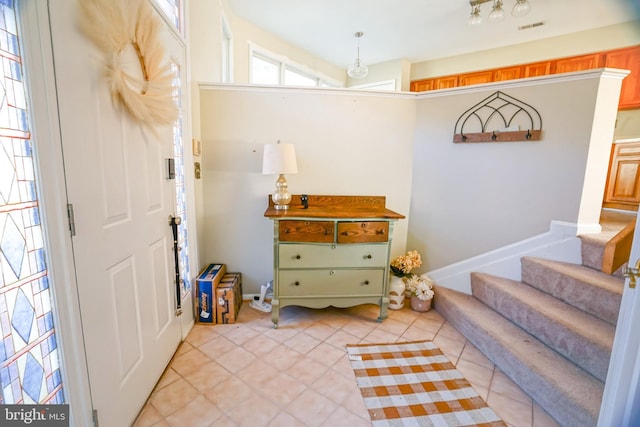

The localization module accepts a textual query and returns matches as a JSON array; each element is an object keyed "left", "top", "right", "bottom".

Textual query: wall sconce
[{"left": 262, "top": 141, "right": 298, "bottom": 210}]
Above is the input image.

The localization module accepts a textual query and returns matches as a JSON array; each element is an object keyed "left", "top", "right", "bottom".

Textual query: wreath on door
[{"left": 78, "top": 0, "right": 178, "bottom": 127}]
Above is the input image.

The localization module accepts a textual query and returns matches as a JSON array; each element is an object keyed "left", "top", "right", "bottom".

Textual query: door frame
[{"left": 20, "top": 0, "right": 94, "bottom": 425}]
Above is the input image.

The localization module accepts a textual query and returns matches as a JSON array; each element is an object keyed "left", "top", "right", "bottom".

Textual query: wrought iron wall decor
[{"left": 453, "top": 91, "right": 542, "bottom": 143}]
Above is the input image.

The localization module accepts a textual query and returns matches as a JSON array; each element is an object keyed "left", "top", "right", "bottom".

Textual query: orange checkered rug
[{"left": 347, "top": 340, "right": 506, "bottom": 427}]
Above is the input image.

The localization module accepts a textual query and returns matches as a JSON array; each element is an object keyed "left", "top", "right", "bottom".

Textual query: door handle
[
  {"left": 623, "top": 259, "right": 640, "bottom": 289},
  {"left": 169, "top": 215, "right": 182, "bottom": 314}
]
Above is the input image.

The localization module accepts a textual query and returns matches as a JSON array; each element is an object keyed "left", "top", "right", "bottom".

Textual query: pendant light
[
  {"left": 512, "top": 0, "right": 531, "bottom": 17},
  {"left": 347, "top": 32, "right": 368, "bottom": 78},
  {"left": 487, "top": 0, "right": 505, "bottom": 23}
]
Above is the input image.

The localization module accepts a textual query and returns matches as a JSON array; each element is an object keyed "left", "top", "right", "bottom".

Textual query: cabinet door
[
  {"left": 606, "top": 46, "right": 640, "bottom": 110},
  {"left": 434, "top": 75, "right": 458, "bottom": 89},
  {"left": 411, "top": 79, "right": 434, "bottom": 92},
  {"left": 555, "top": 53, "right": 604, "bottom": 73},
  {"left": 494, "top": 66, "right": 522, "bottom": 81},
  {"left": 524, "top": 61, "right": 554, "bottom": 77},
  {"left": 604, "top": 142, "right": 640, "bottom": 211},
  {"left": 458, "top": 70, "right": 493, "bottom": 86}
]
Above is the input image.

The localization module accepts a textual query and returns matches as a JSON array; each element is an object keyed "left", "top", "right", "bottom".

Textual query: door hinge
[
  {"left": 67, "top": 204, "right": 76, "bottom": 237},
  {"left": 92, "top": 409, "right": 99, "bottom": 427}
]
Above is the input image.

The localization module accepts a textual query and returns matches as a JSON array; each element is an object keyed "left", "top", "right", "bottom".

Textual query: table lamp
[{"left": 262, "top": 142, "right": 298, "bottom": 210}]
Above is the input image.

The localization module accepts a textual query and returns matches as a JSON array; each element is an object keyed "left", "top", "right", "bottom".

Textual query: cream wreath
[{"left": 79, "top": 0, "right": 178, "bottom": 126}]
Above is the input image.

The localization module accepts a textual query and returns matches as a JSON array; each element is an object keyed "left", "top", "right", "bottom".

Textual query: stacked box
[
  {"left": 216, "top": 272, "right": 243, "bottom": 324},
  {"left": 195, "top": 264, "right": 226, "bottom": 324}
]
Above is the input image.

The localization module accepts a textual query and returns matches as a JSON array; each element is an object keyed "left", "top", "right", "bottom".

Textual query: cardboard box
[
  {"left": 195, "top": 264, "right": 226, "bottom": 324},
  {"left": 216, "top": 272, "right": 243, "bottom": 324}
]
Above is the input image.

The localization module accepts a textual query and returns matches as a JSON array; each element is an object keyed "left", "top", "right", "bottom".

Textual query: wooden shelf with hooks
[{"left": 454, "top": 129, "right": 542, "bottom": 143}]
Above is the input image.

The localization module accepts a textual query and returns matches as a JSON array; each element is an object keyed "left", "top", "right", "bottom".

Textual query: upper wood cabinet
[
  {"left": 554, "top": 53, "right": 604, "bottom": 73},
  {"left": 410, "top": 45, "right": 640, "bottom": 109},
  {"left": 605, "top": 46, "right": 640, "bottom": 110}
]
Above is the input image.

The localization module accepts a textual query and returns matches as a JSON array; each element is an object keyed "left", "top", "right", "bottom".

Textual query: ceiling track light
[
  {"left": 468, "top": 0, "right": 530, "bottom": 26},
  {"left": 347, "top": 31, "right": 368, "bottom": 78}
]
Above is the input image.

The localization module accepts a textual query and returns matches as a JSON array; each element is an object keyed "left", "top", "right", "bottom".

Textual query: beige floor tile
[
  {"left": 155, "top": 367, "right": 181, "bottom": 391},
  {"left": 148, "top": 377, "right": 201, "bottom": 418},
  {"left": 491, "top": 369, "right": 533, "bottom": 405},
  {"left": 374, "top": 317, "right": 411, "bottom": 337},
  {"left": 133, "top": 404, "right": 163, "bottom": 427},
  {"left": 323, "top": 329, "right": 360, "bottom": 350},
  {"left": 287, "top": 356, "right": 329, "bottom": 385},
  {"left": 455, "top": 358, "right": 495, "bottom": 391},
  {"left": 487, "top": 390, "right": 533, "bottom": 427},
  {"left": 164, "top": 395, "right": 223, "bottom": 427},
  {"left": 411, "top": 316, "right": 445, "bottom": 334},
  {"left": 268, "top": 412, "right": 307, "bottom": 427},
  {"left": 260, "top": 371, "right": 306, "bottom": 404},
  {"left": 283, "top": 330, "right": 322, "bottom": 354},
  {"left": 400, "top": 324, "right": 437, "bottom": 341},
  {"left": 287, "top": 389, "right": 338, "bottom": 427},
  {"left": 341, "top": 388, "right": 370, "bottom": 420},
  {"left": 215, "top": 346, "right": 256, "bottom": 373},
  {"left": 223, "top": 324, "right": 260, "bottom": 346},
  {"left": 331, "top": 353, "right": 357, "bottom": 379},
  {"left": 184, "top": 325, "right": 220, "bottom": 347},
  {"left": 306, "top": 342, "right": 348, "bottom": 367},
  {"left": 226, "top": 394, "right": 281, "bottom": 427},
  {"left": 433, "top": 333, "right": 466, "bottom": 360},
  {"left": 304, "top": 322, "right": 339, "bottom": 341},
  {"left": 240, "top": 333, "right": 280, "bottom": 357},
  {"left": 267, "top": 344, "right": 305, "bottom": 371},
  {"left": 169, "top": 348, "right": 212, "bottom": 377},
  {"left": 459, "top": 341, "right": 494, "bottom": 369},
  {"left": 362, "top": 327, "right": 401, "bottom": 344},
  {"left": 321, "top": 407, "right": 371, "bottom": 427},
  {"left": 182, "top": 360, "right": 232, "bottom": 392},
  {"left": 234, "top": 358, "right": 278, "bottom": 389},
  {"left": 338, "top": 319, "right": 377, "bottom": 339},
  {"left": 204, "top": 376, "right": 252, "bottom": 412},
  {"left": 311, "top": 368, "right": 358, "bottom": 404},
  {"left": 197, "top": 335, "right": 236, "bottom": 359},
  {"left": 438, "top": 322, "right": 468, "bottom": 342}
]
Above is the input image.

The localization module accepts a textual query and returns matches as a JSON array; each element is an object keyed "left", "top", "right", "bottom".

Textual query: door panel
[
  {"left": 604, "top": 142, "right": 640, "bottom": 211},
  {"left": 48, "top": 0, "right": 182, "bottom": 425}
]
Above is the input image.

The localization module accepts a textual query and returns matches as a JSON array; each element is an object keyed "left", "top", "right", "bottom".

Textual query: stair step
[
  {"left": 579, "top": 234, "right": 605, "bottom": 271},
  {"left": 471, "top": 273, "right": 614, "bottom": 382},
  {"left": 434, "top": 285, "right": 604, "bottom": 427},
  {"left": 521, "top": 257, "right": 623, "bottom": 325}
]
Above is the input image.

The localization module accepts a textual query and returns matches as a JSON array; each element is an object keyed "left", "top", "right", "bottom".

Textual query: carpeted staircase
[{"left": 434, "top": 222, "right": 627, "bottom": 426}]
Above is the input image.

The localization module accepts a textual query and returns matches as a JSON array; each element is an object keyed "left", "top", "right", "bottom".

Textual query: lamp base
[{"left": 272, "top": 174, "right": 292, "bottom": 210}]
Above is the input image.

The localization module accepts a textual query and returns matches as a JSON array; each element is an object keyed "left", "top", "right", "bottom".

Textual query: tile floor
[{"left": 133, "top": 302, "right": 561, "bottom": 427}]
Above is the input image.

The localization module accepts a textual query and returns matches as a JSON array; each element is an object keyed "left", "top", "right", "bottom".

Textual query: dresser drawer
[
  {"left": 337, "top": 221, "right": 389, "bottom": 243},
  {"left": 279, "top": 243, "right": 388, "bottom": 268},
  {"left": 279, "top": 220, "right": 334, "bottom": 243},
  {"left": 279, "top": 269, "right": 384, "bottom": 296}
]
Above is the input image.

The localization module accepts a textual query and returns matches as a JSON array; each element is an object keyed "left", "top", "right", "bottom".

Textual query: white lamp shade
[{"left": 262, "top": 143, "right": 298, "bottom": 175}]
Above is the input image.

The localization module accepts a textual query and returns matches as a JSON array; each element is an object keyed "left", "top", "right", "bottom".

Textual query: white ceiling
[{"left": 227, "top": 0, "right": 639, "bottom": 69}]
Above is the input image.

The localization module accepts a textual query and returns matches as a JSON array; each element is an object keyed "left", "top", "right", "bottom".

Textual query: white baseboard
[{"left": 427, "top": 220, "right": 583, "bottom": 294}]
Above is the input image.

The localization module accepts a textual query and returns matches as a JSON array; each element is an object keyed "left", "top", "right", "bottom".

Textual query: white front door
[{"left": 48, "top": 1, "right": 182, "bottom": 425}]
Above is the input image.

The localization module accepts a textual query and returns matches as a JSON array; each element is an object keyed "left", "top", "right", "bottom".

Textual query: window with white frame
[
  {"left": 153, "top": 0, "right": 182, "bottom": 33},
  {"left": 250, "top": 45, "right": 340, "bottom": 88},
  {"left": 221, "top": 14, "right": 232, "bottom": 83}
]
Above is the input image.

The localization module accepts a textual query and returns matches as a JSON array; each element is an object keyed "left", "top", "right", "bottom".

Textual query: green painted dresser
[{"left": 264, "top": 195, "right": 404, "bottom": 328}]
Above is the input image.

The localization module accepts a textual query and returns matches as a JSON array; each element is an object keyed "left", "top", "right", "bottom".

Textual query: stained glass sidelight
[
  {"left": 0, "top": 1, "right": 65, "bottom": 404},
  {"left": 171, "top": 62, "right": 190, "bottom": 298}
]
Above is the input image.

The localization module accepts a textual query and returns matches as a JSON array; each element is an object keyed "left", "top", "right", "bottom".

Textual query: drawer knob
[
  {"left": 376, "top": 229, "right": 385, "bottom": 235},
  {"left": 284, "top": 228, "right": 290, "bottom": 234},
  {"left": 363, "top": 280, "right": 370, "bottom": 285},
  {"left": 329, "top": 270, "right": 335, "bottom": 276},
  {"left": 365, "top": 254, "right": 372, "bottom": 259},
  {"left": 295, "top": 255, "right": 301, "bottom": 260},
  {"left": 294, "top": 281, "right": 300, "bottom": 286},
  {"left": 361, "top": 223, "right": 367, "bottom": 228}
]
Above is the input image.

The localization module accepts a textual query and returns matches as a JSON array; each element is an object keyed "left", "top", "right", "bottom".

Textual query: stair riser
[
  {"left": 434, "top": 291, "right": 600, "bottom": 427},
  {"left": 581, "top": 239, "right": 604, "bottom": 270},
  {"left": 472, "top": 275, "right": 611, "bottom": 382},
  {"left": 521, "top": 259, "right": 621, "bottom": 325}
]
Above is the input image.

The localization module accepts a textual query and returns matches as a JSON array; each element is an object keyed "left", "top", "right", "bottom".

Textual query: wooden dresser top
[{"left": 264, "top": 195, "right": 405, "bottom": 220}]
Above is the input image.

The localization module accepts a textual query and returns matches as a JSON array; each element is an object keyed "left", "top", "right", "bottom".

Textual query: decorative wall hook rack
[{"left": 453, "top": 91, "right": 542, "bottom": 143}]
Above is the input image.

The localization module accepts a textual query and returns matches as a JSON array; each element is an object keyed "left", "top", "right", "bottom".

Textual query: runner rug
[{"left": 346, "top": 340, "right": 506, "bottom": 427}]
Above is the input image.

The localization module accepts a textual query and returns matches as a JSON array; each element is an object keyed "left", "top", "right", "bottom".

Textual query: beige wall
[
  {"left": 411, "top": 21, "right": 640, "bottom": 80},
  {"left": 198, "top": 86, "right": 415, "bottom": 293}
]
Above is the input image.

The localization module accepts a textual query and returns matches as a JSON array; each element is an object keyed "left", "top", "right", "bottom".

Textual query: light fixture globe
[
  {"left": 512, "top": 0, "right": 531, "bottom": 17},
  {"left": 468, "top": 5, "right": 482, "bottom": 25},
  {"left": 487, "top": 0, "right": 505, "bottom": 23},
  {"left": 347, "top": 32, "right": 368, "bottom": 78}
]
